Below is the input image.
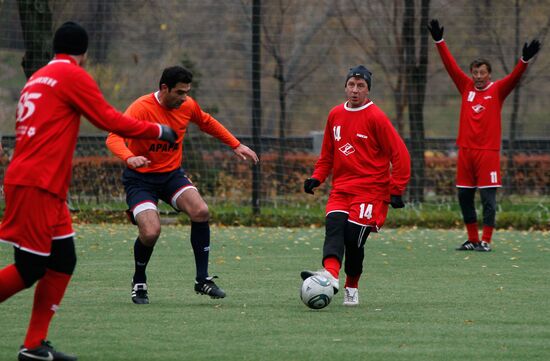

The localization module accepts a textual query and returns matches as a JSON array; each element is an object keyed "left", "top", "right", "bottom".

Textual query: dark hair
[
  {"left": 53, "top": 21, "right": 88, "bottom": 55},
  {"left": 470, "top": 58, "right": 492, "bottom": 73},
  {"left": 159, "top": 66, "right": 193, "bottom": 90}
]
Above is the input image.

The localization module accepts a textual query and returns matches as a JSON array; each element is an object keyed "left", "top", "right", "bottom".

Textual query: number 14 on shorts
[{"left": 359, "top": 203, "right": 373, "bottom": 219}]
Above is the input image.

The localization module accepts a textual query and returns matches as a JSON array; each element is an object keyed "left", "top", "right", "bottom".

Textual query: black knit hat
[
  {"left": 53, "top": 21, "right": 88, "bottom": 55},
  {"left": 345, "top": 65, "right": 372, "bottom": 90}
]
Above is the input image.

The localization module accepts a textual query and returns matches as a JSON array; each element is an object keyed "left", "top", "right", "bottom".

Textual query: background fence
[{"left": 0, "top": 0, "right": 549, "bottom": 214}]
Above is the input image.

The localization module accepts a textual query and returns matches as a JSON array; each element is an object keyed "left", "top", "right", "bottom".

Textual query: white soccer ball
[{"left": 300, "top": 275, "right": 334, "bottom": 309}]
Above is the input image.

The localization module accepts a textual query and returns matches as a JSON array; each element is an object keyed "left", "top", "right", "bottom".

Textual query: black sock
[
  {"left": 133, "top": 238, "right": 154, "bottom": 284},
  {"left": 191, "top": 221, "right": 210, "bottom": 282}
]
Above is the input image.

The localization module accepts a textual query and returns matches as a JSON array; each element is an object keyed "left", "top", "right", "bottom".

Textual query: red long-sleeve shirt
[
  {"left": 106, "top": 93, "right": 240, "bottom": 173},
  {"left": 5, "top": 54, "right": 161, "bottom": 199},
  {"left": 312, "top": 101, "right": 411, "bottom": 201},
  {"left": 435, "top": 40, "right": 528, "bottom": 150}
]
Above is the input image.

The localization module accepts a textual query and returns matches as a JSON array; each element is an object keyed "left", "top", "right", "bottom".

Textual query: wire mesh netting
[{"left": 0, "top": 0, "right": 548, "bottom": 213}]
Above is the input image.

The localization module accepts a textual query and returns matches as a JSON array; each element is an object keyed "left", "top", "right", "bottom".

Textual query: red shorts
[
  {"left": 456, "top": 148, "right": 501, "bottom": 188},
  {"left": 326, "top": 191, "right": 389, "bottom": 231},
  {"left": 0, "top": 185, "right": 74, "bottom": 256}
]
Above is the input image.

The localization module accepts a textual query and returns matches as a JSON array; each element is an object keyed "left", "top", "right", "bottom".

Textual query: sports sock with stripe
[
  {"left": 191, "top": 221, "right": 210, "bottom": 281},
  {"left": 24, "top": 269, "right": 71, "bottom": 349},
  {"left": 133, "top": 238, "right": 154, "bottom": 284}
]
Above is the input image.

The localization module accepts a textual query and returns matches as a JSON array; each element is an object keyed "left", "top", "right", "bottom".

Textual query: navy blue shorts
[{"left": 122, "top": 168, "right": 195, "bottom": 214}]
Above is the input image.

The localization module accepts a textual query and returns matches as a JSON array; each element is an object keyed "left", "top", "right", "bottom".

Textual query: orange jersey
[{"left": 106, "top": 93, "right": 240, "bottom": 173}]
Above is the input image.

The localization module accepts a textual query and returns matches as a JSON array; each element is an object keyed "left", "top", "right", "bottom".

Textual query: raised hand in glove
[
  {"left": 159, "top": 124, "right": 177, "bottom": 144},
  {"left": 390, "top": 195, "right": 405, "bottom": 209},
  {"left": 304, "top": 178, "right": 321, "bottom": 195},
  {"left": 522, "top": 39, "right": 541, "bottom": 61},
  {"left": 427, "top": 19, "right": 444, "bottom": 42}
]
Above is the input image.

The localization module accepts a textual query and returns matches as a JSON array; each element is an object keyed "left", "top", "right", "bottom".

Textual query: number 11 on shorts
[{"left": 490, "top": 171, "right": 498, "bottom": 184}]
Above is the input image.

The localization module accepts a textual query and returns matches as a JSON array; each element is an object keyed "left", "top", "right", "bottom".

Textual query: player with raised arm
[
  {"left": 0, "top": 22, "right": 176, "bottom": 361},
  {"left": 106, "top": 66, "right": 258, "bottom": 305},
  {"left": 427, "top": 19, "right": 541, "bottom": 252},
  {"left": 301, "top": 65, "right": 411, "bottom": 306}
]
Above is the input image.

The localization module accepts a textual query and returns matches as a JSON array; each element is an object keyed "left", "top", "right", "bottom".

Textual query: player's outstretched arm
[
  {"left": 233, "top": 143, "right": 259, "bottom": 164},
  {"left": 427, "top": 19, "right": 444, "bottom": 42},
  {"left": 522, "top": 39, "right": 541, "bottom": 61}
]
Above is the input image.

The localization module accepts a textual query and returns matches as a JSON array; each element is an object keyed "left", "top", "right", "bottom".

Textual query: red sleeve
[
  {"left": 435, "top": 40, "right": 472, "bottom": 93},
  {"left": 311, "top": 114, "right": 334, "bottom": 183},
  {"left": 375, "top": 114, "right": 411, "bottom": 195},
  {"left": 497, "top": 59, "right": 528, "bottom": 100},
  {"left": 191, "top": 101, "right": 240, "bottom": 148},
  {"left": 63, "top": 68, "right": 161, "bottom": 139}
]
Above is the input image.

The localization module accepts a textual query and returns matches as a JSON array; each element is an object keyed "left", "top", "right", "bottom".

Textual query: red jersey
[
  {"left": 312, "top": 101, "right": 411, "bottom": 200},
  {"left": 106, "top": 93, "right": 240, "bottom": 173},
  {"left": 5, "top": 55, "right": 161, "bottom": 199},
  {"left": 436, "top": 40, "right": 528, "bottom": 150}
]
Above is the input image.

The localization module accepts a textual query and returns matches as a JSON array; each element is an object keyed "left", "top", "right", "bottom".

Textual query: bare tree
[
  {"left": 261, "top": 0, "right": 335, "bottom": 194},
  {"left": 335, "top": 0, "right": 408, "bottom": 135}
]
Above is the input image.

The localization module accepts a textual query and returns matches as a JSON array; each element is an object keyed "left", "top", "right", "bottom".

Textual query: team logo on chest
[
  {"left": 472, "top": 104, "right": 485, "bottom": 113},
  {"left": 339, "top": 143, "right": 355, "bottom": 156},
  {"left": 333, "top": 125, "right": 342, "bottom": 141}
]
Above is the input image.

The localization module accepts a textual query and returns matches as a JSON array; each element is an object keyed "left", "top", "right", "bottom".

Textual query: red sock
[
  {"left": 345, "top": 274, "right": 361, "bottom": 288},
  {"left": 482, "top": 225, "right": 494, "bottom": 243},
  {"left": 0, "top": 264, "right": 26, "bottom": 302},
  {"left": 465, "top": 222, "right": 480, "bottom": 242},
  {"left": 322, "top": 257, "right": 341, "bottom": 278},
  {"left": 24, "top": 269, "right": 71, "bottom": 349}
]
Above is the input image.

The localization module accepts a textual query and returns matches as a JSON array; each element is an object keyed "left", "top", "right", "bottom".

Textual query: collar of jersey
[
  {"left": 474, "top": 82, "right": 494, "bottom": 92},
  {"left": 49, "top": 54, "right": 78, "bottom": 65},
  {"left": 344, "top": 100, "right": 373, "bottom": 112}
]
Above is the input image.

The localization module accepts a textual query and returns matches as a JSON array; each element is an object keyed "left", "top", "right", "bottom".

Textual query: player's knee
[
  {"left": 458, "top": 188, "right": 477, "bottom": 223},
  {"left": 48, "top": 237, "right": 77, "bottom": 275},
  {"left": 480, "top": 188, "right": 497, "bottom": 210},
  {"left": 189, "top": 204, "right": 209, "bottom": 222},
  {"left": 323, "top": 212, "right": 348, "bottom": 262},
  {"left": 139, "top": 227, "right": 160, "bottom": 246},
  {"left": 14, "top": 249, "right": 47, "bottom": 287}
]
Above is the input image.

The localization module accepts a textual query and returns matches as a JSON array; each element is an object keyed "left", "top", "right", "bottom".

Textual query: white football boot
[
  {"left": 300, "top": 269, "right": 339, "bottom": 294},
  {"left": 343, "top": 287, "right": 359, "bottom": 306}
]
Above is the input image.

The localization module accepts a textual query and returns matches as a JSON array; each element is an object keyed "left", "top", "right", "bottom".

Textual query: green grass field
[{"left": 1, "top": 225, "right": 549, "bottom": 361}]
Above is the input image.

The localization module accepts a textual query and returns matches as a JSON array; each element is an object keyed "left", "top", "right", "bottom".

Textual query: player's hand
[
  {"left": 233, "top": 144, "right": 259, "bottom": 164},
  {"left": 304, "top": 178, "right": 321, "bottom": 195},
  {"left": 522, "top": 39, "right": 541, "bottom": 61},
  {"left": 427, "top": 19, "right": 444, "bottom": 42},
  {"left": 390, "top": 195, "right": 405, "bottom": 209},
  {"left": 126, "top": 156, "right": 151, "bottom": 169},
  {"left": 158, "top": 124, "right": 177, "bottom": 144}
]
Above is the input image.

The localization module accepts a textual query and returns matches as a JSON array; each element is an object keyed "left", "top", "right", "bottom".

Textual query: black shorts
[{"left": 122, "top": 168, "right": 195, "bottom": 213}]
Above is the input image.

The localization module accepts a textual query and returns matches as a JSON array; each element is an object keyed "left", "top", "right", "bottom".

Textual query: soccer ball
[{"left": 300, "top": 275, "right": 334, "bottom": 309}]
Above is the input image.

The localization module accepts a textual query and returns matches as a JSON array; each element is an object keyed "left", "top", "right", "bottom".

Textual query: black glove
[
  {"left": 304, "top": 178, "right": 321, "bottom": 195},
  {"left": 159, "top": 124, "right": 177, "bottom": 144},
  {"left": 390, "top": 195, "right": 405, "bottom": 209},
  {"left": 427, "top": 19, "right": 444, "bottom": 42},
  {"left": 522, "top": 39, "right": 541, "bottom": 61}
]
